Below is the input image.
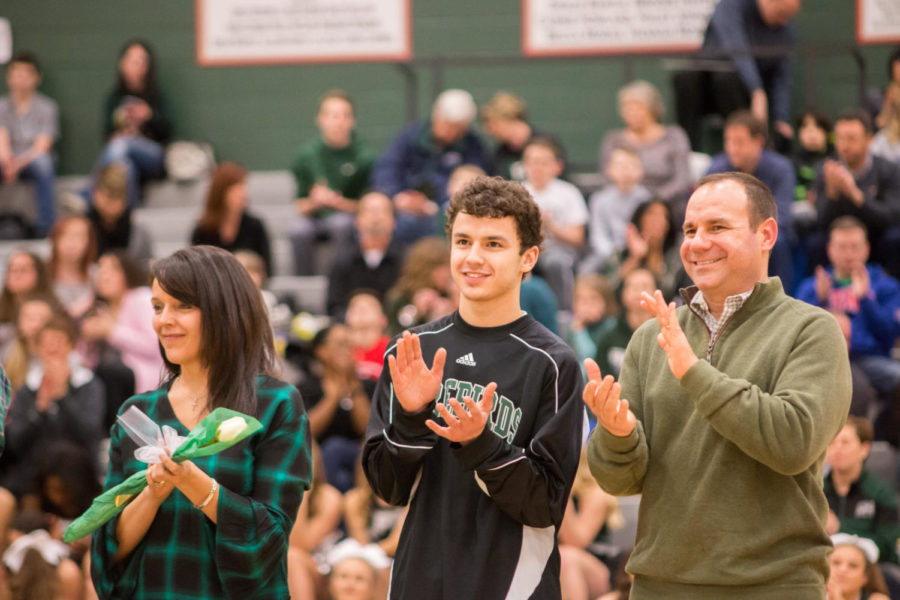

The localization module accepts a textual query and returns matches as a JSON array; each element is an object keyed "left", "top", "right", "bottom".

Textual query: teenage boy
[
  {"left": 363, "top": 176, "right": 584, "bottom": 599},
  {"left": 289, "top": 89, "right": 375, "bottom": 275},
  {"left": 0, "top": 52, "right": 59, "bottom": 236}
]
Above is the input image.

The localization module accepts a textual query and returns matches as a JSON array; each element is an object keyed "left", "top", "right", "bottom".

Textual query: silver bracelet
[{"left": 194, "top": 478, "right": 219, "bottom": 510}]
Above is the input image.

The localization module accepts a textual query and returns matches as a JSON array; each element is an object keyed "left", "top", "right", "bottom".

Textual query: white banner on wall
[
  {"left": 522, "top": 0, "right": 717, "bottom": 56},
  {"left": 195, "top": 0, "right": 412, "bottom": 66},
  {"left": 856, "top": 0, "right": 900, "bottom": 44}
]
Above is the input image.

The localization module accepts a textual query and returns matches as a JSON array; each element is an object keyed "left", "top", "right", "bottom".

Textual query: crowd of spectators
[{"left": 0, "top": 5, "right": 898, "bottom": 598}]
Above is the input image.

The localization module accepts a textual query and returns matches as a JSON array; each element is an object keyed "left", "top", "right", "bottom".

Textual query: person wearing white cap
[
  {"left": 372, "top": 89, "right": 491, "bottom": 244},
  {"left": 827, "top": 533, "right": 890, "bottom": 600}
]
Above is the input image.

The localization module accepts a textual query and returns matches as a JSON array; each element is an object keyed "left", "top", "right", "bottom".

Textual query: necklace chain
[{"left": 177, "top": 375, "right": 206, "bottom": 412}]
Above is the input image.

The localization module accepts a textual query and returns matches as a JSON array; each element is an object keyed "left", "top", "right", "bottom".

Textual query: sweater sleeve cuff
[
  {"left": 452, "top": 427, "right": 506, "bottom": 472},
  {"left": 388, "top": 401, "right": 439, "bottom": 446},
  {"left": 597, "top": 426, "right": 641, "bottom": 455},
  {"left": 679, "top": 359, "right": 727, "bottom": 417}
]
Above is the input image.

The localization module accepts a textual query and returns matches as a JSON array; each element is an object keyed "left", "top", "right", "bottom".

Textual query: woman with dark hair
[
  {"left": 615, "top": 200, "right": 684, "bottom": 301},
  {"left": 94, "top": 39, "right": 172, "bottom": 206},
  {"left": 297, "top": 323, "right": 370, "bottom": 492},
  {"left": 191, "top": 162, "right": 272, "bottom": 276},
  {"left": 90, "top": 245, "right": 311, "bottom": 599}
]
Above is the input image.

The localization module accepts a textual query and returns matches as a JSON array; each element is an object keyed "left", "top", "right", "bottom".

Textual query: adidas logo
[{"left": 455, "top": 352, "right": 476, "bottom": 367}]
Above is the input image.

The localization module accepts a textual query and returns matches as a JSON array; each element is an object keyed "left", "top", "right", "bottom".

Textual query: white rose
[{"left": 216, "top": 417, "right": 247, "bottom": 443}]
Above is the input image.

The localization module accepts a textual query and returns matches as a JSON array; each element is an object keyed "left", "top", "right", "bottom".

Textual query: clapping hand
[
  {"left": 582, "top": 358, "right": 635, "bottom": 437},
  {"left": 426, "top": 382, "right": 497, "bottom": 445},
  {"left": 640, "top": 290, "right": 697, "bottom": 379},
  {"left": 387, "top": 331, "right": 447, "bottom": 414}
]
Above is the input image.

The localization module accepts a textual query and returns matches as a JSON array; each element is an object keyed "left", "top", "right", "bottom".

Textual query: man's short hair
[
  {"left": 694, "top": 172, "right": 777, "bottom": 228},
  {"left": 445, "top": 176, "right": 543, "bottom": 256},
  {"left": 524, "top": 136, "right": 563, "bottom": 162},
  {"left": 481, "top": 91, "right": 527, "bottom": 123},
  {"left": 725, "top": 110, "right": 768, "bottom": 140},
  {"left": 608, "top": 145, "right": 641, "bottom": 162},
  {"left": 433, "top": 89, "right": 476, "bottom": 123},
  {"left": 835, "top": 108, "right": 874, "bottom": 135},
  {"left": 317, "top": 89, "right": 354, "bottom": 113},
  {"left": 8, "top": 51, "right": 41, "bottom": 76},
  {"left": 845, "top": 415, "right": 874, "bottom": 445},
  {"left": 618, "top": 80, "right": 666, "bottom": 122},
  {"left": 828, "top": 215, "right": 868, "bottom": 239}
]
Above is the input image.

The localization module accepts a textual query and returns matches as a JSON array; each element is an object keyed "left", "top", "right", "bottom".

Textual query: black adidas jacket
[{"left": 363, "top": 311, "right": 584, "bottom": 599}]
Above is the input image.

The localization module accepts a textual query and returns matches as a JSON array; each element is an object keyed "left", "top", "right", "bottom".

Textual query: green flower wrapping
[{"left": 63, "top": 408, "right": 262, "bottom": 543}]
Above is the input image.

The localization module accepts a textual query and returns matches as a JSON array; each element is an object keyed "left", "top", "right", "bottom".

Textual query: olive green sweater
[{"left": 587, "top": 278, "right": 851, "bottom": 599}]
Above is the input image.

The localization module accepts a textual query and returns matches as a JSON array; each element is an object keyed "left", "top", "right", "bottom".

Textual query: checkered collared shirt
[{"left": 689, "top": 289, "right": 754, "bottom": 359}]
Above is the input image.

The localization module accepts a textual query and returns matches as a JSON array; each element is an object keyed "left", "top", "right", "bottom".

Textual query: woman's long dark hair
[{"left": 151, "top": 245, "right": 275, "bottom": 415}]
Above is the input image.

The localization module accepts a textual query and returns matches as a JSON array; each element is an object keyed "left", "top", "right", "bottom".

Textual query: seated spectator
[
  {"left": 0, "top": 251, "right": 53, "bottom": 354},
  {"left": 827, "top": 534, "right": 890, "bottom": 600},
  {"left": 373, "top": 89, "right": 490, "bottom": 244},
  {"left": 707, "top": 110, "right": 796, "bottom": 290},
  {"left": 795, "top": 217, "right": 900, "bottom": 418},
  {"left": 2, "top": 294, "right": 58, "bottom": 393},
  {"left": 34, "top": 442, "right": 100, "bottom": 523},
  {"left": 94, "top": 39, "right": 171, "bottom": 206},
  {"left": 600, "top": 81, "right": 692, "bottom": 212},
  {"left": 523, "top": 138, "right": 587, "bottom": 310},
  {"left": 80, "top": 251, "right": 160, "bottom": 395},
  {"left": 791, "top": 109, "right": 832, "bottom": 228},
  {"left": 2, "top": 317, "right": 104, "bottom": 499},
  {"left": 480, "top": 91, "right": 564, "bottom": 182},
  {"left": 325, "top": 539, "right": 389, "bottom": 600},
  {"left": 298, "top": 324, "right": 370, "bottom": 493},
  {"left": 290, "top": 90, "right": 375, "bottom": 276},
  {"left": 615, "top": 200, "right": 684, "bottom": 301},
  {"left": 86, "top": 163, "right": 152, "bottom": 264},
  {"left": 824, "top": 417, "right": 899, "bottom": 567},
  {"left": 0, "top": 52, "right": 59, "bottom": 236},
  {"left": 345, "top": 291, "right": 389, "bottom": 384},
  {"left": 191, "top": 162, "right": 272, "bottom": 275},
  {"left": 593, "top": 268, "right": 655, "bottom": 377},
  {"left": 568, "top": 274, "right": 619, "bottom": 367},
  {"left": 384, "top": 236, "right": 456, "bottom": 335},
  {"left": 559, "top": 450, "right": 619, "bottom": 600},
  {"left": 2, "top": 509, "right": 84, "bottom": 600},
  {"left": 233, "top": 250, "right": 293, "bottom": 341},
  {"left": 583, "top": 147, "right": 651, "bottom": 274},
  {"left": 326, "top": 192, "right": 402, "bottom": 319},
  {"left": 48, "top": 217, "right": 96, "bottom": 319},
  {"left": 871, "top": 83, "right": 900, "bottom": 165},
  {"left": 813, "top": 109, "right": 900, "bottom": 279},
  {"left": 288, "top": 443, "right": 343, "bottom": 600}
]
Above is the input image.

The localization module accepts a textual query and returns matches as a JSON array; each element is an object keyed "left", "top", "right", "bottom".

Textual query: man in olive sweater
[{"left": 584, "top": 172, "right": 852, "bottom": 599}]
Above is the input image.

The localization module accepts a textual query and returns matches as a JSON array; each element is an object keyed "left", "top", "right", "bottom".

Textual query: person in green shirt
[
  {"left": 825, "top": 416, "right": 899, "bottom": 566},
  {"left": 289, "top": 90, "right": 375, "bottom": 275},
  {"left": 584, "top": 171, "right": 851, "bottom": 599}
]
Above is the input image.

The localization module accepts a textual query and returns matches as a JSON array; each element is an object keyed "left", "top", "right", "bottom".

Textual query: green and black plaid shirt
[{"left": 91, "top": 375, "right": 311, "bottom": 599}]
